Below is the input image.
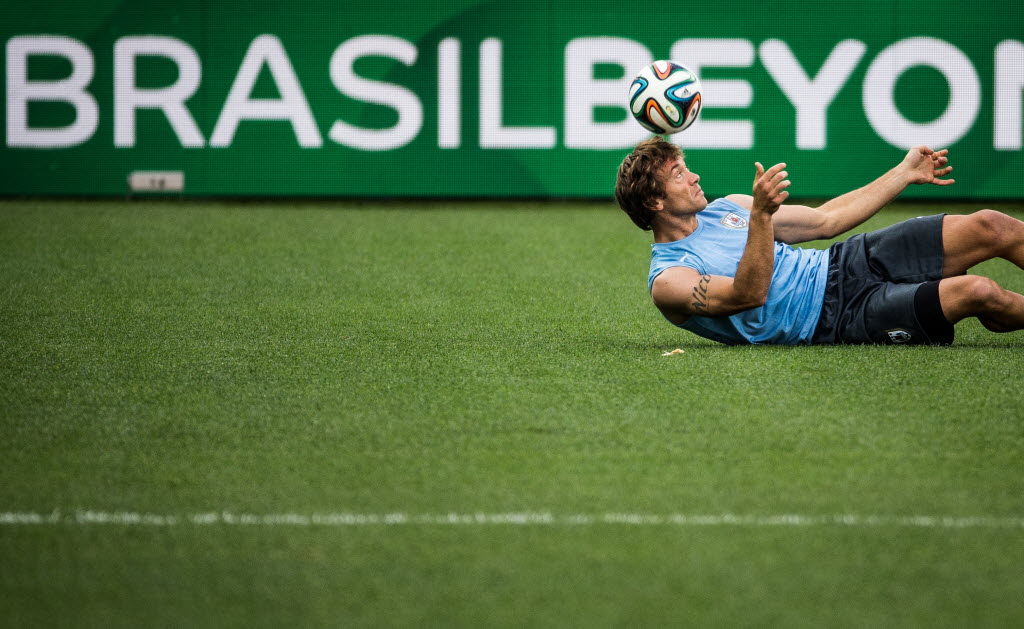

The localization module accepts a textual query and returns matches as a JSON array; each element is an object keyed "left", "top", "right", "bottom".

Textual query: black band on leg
[{"left": 913, "top": 280, "right": 955, "bottom": 345}]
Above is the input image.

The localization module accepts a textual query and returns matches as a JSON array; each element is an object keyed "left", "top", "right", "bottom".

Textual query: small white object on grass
[{"left": 662, "top": 348, "right": 685, "bottom": 356}]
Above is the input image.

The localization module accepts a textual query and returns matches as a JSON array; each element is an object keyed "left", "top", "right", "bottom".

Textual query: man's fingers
[
  {"left": 761, "top": 188, "right": 790, "bottom": 213},
  {"left": 755, "top": 163, "right": 784, "bottom": 187},
  {"left": 761, "top": 170, "right": 788, "bottom": 193},
  {"left": 936, "top": 166, "right": 953, "bottom": 176},
  {"left": 755, "top": 162, "right": 785, "bottom": 176},
  {"left": 753, "top": 161, "right": 790, "bottom": 211},
  {"left": 766, "top": 176, "right": 790, "bottom": 192}
]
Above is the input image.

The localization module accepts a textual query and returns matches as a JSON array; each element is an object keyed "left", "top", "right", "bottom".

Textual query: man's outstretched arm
[{"left": 726, "top": 146, "right": 954, "bottom": 244}]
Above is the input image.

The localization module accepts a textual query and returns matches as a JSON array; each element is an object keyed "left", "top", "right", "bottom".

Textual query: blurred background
[{"left": 3, "top": 0, "right": 1022, "bottom": 200}]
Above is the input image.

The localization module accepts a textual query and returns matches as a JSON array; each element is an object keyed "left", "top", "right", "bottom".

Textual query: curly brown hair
[{"left": 614, "top": 137, "right": 682, "bottom": 231}]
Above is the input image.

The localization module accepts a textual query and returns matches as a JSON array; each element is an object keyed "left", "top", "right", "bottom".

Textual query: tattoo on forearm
[{"left": 691, "top": 274, "right": 711, "bottom": 314}]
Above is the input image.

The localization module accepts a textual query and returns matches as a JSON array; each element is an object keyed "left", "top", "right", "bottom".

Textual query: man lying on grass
[{"left": 615, "top": 137, "right": 1024, "bottom": 345}]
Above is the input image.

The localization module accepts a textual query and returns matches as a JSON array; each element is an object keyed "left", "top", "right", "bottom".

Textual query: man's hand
[
  {"left": 899, "top": 146, "right": 954, "bottom": 186},
  {"left": 752, "top": 162, "right": 790, "bottom": 216}
]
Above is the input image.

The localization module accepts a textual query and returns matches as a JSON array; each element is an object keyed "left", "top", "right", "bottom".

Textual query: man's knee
[
  {"left": 961, "top": 275, "right": 1007, "bottom": 310},
  {"left": 969, "top": 209, "right": 1021, "bottom": 249}
]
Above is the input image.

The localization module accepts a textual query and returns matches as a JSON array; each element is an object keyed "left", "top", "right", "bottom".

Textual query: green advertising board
[{"left": 2, "top": 0, "right": 1022, "bottom": 198}]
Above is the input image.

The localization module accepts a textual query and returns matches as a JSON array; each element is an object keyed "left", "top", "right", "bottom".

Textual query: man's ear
[{"left": 652, "top": 198, "right": 664, "bottom": 212}]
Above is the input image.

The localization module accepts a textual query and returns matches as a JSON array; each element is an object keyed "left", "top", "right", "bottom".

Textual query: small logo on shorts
[
  {"left": 887, "top": 329, "right": 912, "bottom": 344},
  {"left": 720, "top": 212, "right": 748, "bottom": 229}
]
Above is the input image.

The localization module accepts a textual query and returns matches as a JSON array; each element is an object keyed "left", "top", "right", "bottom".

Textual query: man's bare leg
[
  {"left": 942, "top": 210, "right": 1024, "bottom": 276},
  {"left": 939, "top": 275, "right": 1024, "bottom": 332}
]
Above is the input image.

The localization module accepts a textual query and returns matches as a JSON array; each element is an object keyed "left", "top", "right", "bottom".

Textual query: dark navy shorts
[{"left": 811, "top": 214, "right": 954, "bottom": 345}]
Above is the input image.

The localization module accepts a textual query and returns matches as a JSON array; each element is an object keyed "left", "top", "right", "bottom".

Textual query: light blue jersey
[{"left": 648, "top": 198, "right": 829, "bottom": 345}]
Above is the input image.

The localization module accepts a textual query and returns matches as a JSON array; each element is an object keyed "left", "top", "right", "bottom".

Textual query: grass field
[{"left": 2, "top": 198, "right": 1024, "bottom": 627}]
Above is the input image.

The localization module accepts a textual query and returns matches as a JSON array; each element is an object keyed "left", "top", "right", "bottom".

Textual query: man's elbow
[
  {"left": 747, "top": 292, "right": 769, "bottom": 309},
  {"left": 728, "top": 291, "right": 768, "bottom": 312},
  {"left": 817, "top": 214, "right": 845, "bottom": 240},
  {"left": 821, "top": 222, "right": 843, "bottom": 240}
]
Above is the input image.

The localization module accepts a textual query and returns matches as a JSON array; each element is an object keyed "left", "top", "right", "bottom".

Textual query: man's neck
[{"left": 652, "top": 212, "right": 701, "bottom": 243}]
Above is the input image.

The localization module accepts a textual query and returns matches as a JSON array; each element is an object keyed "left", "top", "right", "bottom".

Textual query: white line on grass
[{"left": 1, "top": 510, "right": 1024, "bottom": 529}]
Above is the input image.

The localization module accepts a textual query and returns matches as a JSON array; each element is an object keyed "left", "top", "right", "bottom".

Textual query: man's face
[{"left": 658, "top": 157, "right": 706, "bottom": 214}]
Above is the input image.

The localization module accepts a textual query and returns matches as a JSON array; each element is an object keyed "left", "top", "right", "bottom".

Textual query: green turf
[{"left": 2, "top": 199, "right": 1024, "bottom": 627}]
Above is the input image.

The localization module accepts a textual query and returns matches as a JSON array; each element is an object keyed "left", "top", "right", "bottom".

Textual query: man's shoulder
[
  {"left": 696, "top": 196, "right": 751, "bottom": 221},
  {"left": 653, "top": 265, "right": 701, "bottom": 284},
  {"left": 697, "top": 197, "right": 753, "bottom": 233},
  {"left": 720, "top": 194, "right": 752, "bottom": 210},
  {"left": 650, "top": 266, "right": 701, "bottom": 326}
]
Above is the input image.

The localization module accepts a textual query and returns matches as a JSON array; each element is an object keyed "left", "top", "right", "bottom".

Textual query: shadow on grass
[{"left": 608, "top": 338, "right": 1024, "bottom": 353}]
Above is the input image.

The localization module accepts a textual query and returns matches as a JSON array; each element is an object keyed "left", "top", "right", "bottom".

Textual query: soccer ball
[{"left": 629, "top": 60, "right": 703, "bottom": 135}]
